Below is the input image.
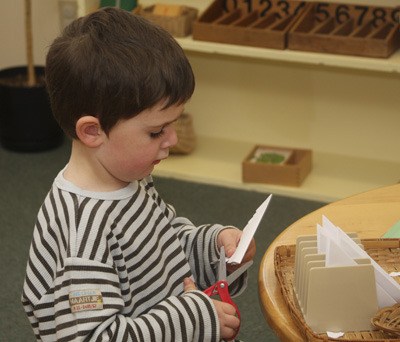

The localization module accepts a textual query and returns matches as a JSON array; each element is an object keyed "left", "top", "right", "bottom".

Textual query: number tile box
[
  {"left": 242, "top": 145, "right": 312, "bottom": 187},
  {"left": 288, "top": 2, "right": 400, "bottom": 58},
  {"left": 140, "top": 5, "right": 198, "bottom": 37},
  {"left": 192, "top": 0, "right": 308, "bottom": 49}
]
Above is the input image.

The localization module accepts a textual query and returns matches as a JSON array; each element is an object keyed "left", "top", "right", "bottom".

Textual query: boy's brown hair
[{"left": 46, "top": 7, "right": 195, "bottom": 139}]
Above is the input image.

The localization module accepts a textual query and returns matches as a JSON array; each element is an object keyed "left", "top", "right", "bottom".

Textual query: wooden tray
[
  {"left": 288, "top": 3, "right": 400, "bottom": 58},
  {"left": 193, "top": 0, "right": 307, "bottom": 49},
  {"left": 274, "top": 238, "right": 400, "bottom": 341},
  {"left": 140, "top": 5, "right": 198, "bottom": 37},
  {"left": 242, "top": 145, "right": 312, "bottom": 187}
]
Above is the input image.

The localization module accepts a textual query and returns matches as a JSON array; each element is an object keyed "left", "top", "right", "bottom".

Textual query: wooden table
[{"left": 258, "top": 183, "right": 400, "bottom": 341}]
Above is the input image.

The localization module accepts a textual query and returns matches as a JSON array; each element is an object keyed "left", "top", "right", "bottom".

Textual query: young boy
[{"left": 21, "top": 7, "right": 255, "bottom": 342}]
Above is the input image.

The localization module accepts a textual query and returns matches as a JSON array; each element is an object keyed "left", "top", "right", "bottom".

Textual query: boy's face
[{"left": 98, "top": 101, "right": 183, "bottom": 183}]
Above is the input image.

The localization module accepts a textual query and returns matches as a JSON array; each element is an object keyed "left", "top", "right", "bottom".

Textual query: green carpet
[{"left": 0, "top": 138, "right": 326, "bottom": 341}]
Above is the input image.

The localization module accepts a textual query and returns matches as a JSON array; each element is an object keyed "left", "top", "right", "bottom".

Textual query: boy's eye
[{"left": 150, "top": 128, "right": 165, "bottom": 138}]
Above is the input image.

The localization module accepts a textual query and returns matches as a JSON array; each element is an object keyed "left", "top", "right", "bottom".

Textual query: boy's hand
[
  {"left": 183, "top": 278, "right": 240, "bottom": 340},
  {"left": 217, "top": 228, "right": 256, "bottom": 273}
]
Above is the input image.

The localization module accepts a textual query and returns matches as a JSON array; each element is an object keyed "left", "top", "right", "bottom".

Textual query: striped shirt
[{"left": 21, "top": 171, "right": 246, "bottom": 341}]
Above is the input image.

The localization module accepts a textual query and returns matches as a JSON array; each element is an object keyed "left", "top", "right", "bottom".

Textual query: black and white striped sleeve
[
  {"left": 44, "top": 257, "right": 220, "bottom": 341},
  {"left": 170, "top": 218, "right": 248, "bottom": 297}
]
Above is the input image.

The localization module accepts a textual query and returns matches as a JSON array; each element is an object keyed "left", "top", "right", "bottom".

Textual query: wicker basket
[
  {"left": 372, "top": 304, "right": 400, "bottom": 337},
  {"left": 170, "top": 113, "right": 196, "bottom": 154},
  {"left": 274, "top": 238, "right": 400, "bottom": 341}
]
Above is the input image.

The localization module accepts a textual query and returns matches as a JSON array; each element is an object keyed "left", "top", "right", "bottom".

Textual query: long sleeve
[
  {"left": 21, "top": 174, "right": 224, "bottom": 341},
  {"left": 168, "top": 215, "right": 248, "bottom": 297},
  {"left": 148, "top": 182, "right": 248, "bottom": 296},
  {"left": 23, "top": 256, "right": 218, "bottom": 341}
]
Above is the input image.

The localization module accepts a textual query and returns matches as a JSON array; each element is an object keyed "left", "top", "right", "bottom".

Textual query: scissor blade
[
  {"left": 226, "top": 260, "right": 253, "bottom": 285},
  {"left": 218, "top": 246, "right": 227, "bottom": 281}
]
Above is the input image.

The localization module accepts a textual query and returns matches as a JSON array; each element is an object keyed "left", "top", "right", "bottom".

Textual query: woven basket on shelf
[
  {"left": 170, "top": 113, "right": 196, "bottom": 155},
  {"left": 274, "top": 238, "right": 400, "bottom": 342}
]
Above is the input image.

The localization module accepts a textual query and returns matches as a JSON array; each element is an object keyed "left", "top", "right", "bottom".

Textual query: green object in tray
[{"left": 257, "top": 153, "right": 285, "bottom": 164}]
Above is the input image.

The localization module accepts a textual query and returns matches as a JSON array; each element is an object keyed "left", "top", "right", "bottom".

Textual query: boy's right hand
[{"left": 184, "top": 278, "right": 240, "bottom": 340}]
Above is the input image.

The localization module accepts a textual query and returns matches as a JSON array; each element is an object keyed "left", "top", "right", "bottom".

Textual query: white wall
[
  {"left": 185, "top": 52, "right": 400, "bottom": 163},
  {"left": 0, "top": 0, "right": 60, "bottom": 69},
  {"left": 0, "top": 0, "right": 211, "bottom": 69}
]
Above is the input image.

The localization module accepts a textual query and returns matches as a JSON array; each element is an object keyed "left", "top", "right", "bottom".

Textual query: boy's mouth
[{"left": 153, "top": 154, "right": 168, "bottom": 165}]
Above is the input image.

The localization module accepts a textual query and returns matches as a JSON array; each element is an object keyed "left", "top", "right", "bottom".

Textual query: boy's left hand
[{"left": 217, "top": 228, "right": 256, "bottom": 273}]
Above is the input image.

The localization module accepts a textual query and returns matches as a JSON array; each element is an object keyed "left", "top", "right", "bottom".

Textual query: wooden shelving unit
[
  {"left": 305, "top": 0, "right": 398, "bottom": 5},
  {"left": 176, "top": 36, "right": 400, "bottom": 74},
  {"left": 145, "top": 0, "right": 400, "bottom": 203}
]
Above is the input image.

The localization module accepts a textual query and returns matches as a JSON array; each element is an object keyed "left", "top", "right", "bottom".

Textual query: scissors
[{"left": 203, "top": 246, "right": 253, "bottom": 339}]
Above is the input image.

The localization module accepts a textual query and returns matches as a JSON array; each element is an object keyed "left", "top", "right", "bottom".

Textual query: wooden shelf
[
  {"left": 176, "top": 36, "right": 400, "bottom": 74},
  {"left": 153, "top": 136, "right": 400, "bottom": 203},
  {"left": 305, "top": 0, "right": 398, "bottom": 6},
  {"left": 161, "top": 1, "right": 400, "bottom": 203}
]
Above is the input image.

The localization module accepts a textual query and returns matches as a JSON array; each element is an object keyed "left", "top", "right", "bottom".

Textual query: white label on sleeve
[{"left": 69, "top": 289, "right": 103, "bottom": 313}]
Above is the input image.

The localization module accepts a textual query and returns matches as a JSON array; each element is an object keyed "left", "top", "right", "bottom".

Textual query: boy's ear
[{"left": 75, "top": 116, "right": 104, "bottom": 147}]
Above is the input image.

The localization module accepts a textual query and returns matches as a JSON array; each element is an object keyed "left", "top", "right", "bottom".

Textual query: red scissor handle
[{"left": 204, "top": 280, "right": 241, "bottom": 339}]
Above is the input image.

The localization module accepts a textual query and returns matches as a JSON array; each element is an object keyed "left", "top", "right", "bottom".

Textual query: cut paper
[
  {"left": 320, "top": 216, "right": 400, "bottom": 308},
  {"left": 327, "top": 332, "right": 345, "bottom": 339},
  {"left": 227, "top": 194, "right": 272, "bottom": 264},
  {"left": 294, "top": 217, "right": 400, "bottom": 334},
  {"left": 325, "top": 238, "right": 356, "bottom": 267}
]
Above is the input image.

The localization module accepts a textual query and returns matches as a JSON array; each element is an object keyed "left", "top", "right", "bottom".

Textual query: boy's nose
[{"left": 161, "top": 126, "right": 178, "bottom": 149}]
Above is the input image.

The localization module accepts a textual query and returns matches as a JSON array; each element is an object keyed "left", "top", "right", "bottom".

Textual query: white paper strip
[{"left": 227, "top": 194, "right": 272, "bottom": 264}]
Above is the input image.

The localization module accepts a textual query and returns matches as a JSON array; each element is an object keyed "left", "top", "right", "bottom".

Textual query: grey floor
[{"left": 0, "top": 138, "right": 326, "bottom": 341}]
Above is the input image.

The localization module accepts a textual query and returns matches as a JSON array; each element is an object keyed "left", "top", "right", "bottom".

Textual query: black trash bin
[{"left": 0, "top": 66, "right": 63, "bottom": 152}]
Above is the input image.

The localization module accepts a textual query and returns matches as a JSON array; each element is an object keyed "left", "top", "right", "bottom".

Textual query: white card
[
  {"left": 320, "top": 216, "right": 400, "bottom": 307},
  {"left": 227, "top": 194, "right": 272, "bottom": 264}
]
